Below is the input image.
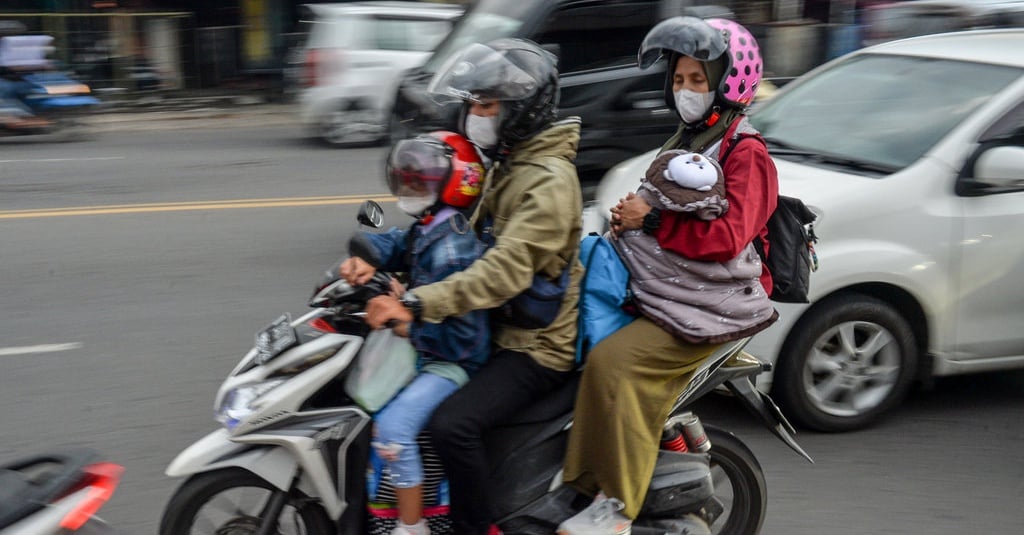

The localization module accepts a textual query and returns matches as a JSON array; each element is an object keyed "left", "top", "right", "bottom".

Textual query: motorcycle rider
[
  {"left": 341, "top": 131, "right": 491, "bottom": 535},
  {"left": 363, "top": 38, "right": 584, "bottom": 535},
  {"left": 559, "top": 17, "right": 779, "bottom": 535}
]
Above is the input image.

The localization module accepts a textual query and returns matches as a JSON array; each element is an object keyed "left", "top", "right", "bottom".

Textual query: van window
[
  {"left": 375, "top": 18, "right": 454, "bottom": 52},
  {"left": 535, "top": 1, "right": 659, "bottom": 74}
]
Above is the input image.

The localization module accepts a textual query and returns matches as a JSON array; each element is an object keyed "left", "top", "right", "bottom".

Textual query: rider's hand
[
  {"left": 610, "top": 192, "right": 651, "bottom": 235},
  {"left": 366, "top": 295, "right": 414, "bottom": 330},
  {"left": 388, "top": 278, "right": 406, "bottom": 298},
  {"left": 339, "top": 256, "right": 376, "bottom": 286}
]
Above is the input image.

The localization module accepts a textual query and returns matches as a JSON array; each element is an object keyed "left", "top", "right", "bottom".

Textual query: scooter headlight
[{"left": 215, "top": 378, "right": 286, "bottom": 431}]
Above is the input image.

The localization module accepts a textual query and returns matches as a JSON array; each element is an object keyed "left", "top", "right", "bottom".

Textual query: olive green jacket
[{"left": 412, "top": 118, "right": 584, "bottom": 372}]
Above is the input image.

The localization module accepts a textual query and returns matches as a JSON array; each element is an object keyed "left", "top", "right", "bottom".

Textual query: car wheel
[
  {"left": 320, "top": 100, "right": 384, "bottom": 147},
  {"left": 773, "top": 293, "right": 918, "bottom": 432}
]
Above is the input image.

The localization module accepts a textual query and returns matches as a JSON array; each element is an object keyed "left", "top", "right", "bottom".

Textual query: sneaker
[
  {"left": 391, "top": 519, "right": 430, "bottom": 535},
  {"left": 556, "top": 493, "right": 632, "bottom": 535}
]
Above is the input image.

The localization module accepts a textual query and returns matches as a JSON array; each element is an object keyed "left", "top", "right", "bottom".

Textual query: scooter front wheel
[
  {"left": 159, "top": 467, "right": 334, "bottom": 535},
  {"left": 705, "top": 425, "right": 767, "bottom": 535}
]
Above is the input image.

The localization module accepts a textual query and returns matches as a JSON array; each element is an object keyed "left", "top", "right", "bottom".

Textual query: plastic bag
[{"left": 345, "top": 329, "right": 417, "bottom": 413}]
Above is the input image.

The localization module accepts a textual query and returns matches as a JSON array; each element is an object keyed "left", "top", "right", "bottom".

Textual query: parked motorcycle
[
  {"left": 0, "top": 448, "right": 124, "bottom": 535},
  {"left": 159, "top": 201, "right": 812, "bottom": 535},
  {"left": 0, "top": 34, "right": 100, "bottom": 139}
]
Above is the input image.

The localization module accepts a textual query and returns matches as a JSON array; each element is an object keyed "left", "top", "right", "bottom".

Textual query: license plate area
[{"left": 254, "top": 314, "right": 297, "bottom": 364}]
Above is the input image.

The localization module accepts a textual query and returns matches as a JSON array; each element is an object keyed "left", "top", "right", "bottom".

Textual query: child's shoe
[
  {"left": 556, "top": 493, "right": 631, "bottom": 535},
  {"left": 391, "top": 519, "right": 430, "bottom": 535}
]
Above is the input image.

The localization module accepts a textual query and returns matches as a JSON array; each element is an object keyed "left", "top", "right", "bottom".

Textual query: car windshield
[
  {"left": 749, "top": 54, "right": 1022, "bottom": 172},
  {"left": 420, "top": 0, "right": 537, "bottom": 73}
]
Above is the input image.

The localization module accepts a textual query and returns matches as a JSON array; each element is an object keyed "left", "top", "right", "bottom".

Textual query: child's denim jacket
[{"left": 359, "top": 212, "right": 490, "bottom": 376}]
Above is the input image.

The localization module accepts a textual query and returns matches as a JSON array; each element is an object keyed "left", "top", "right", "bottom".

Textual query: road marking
[
  {"left": 0, "top": 157, "right": 126, "bottom": 164},
  {"left": 0, "top": 194, "right": 396, "bottom": 219},
  {"left": 0, "top": 343, "right": 83, "bottom": 356}
]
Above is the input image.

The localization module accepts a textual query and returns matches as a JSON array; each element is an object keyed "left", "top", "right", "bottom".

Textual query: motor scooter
[
  {"left": 0, "top": 448, "right": 124, "bottom": 535},
  {"left": 0, "top": 34, "right": 100, "bottom": 139},
  {"left": 159, "top": 201, "right": 812, "bottom": 535}
]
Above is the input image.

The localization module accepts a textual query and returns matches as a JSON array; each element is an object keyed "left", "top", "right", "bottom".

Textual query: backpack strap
[{"left": 718, "top": 116, "right": 765, "bottom": 166}]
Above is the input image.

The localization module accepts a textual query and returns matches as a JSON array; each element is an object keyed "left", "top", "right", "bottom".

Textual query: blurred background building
[{"left": 1, "top": 1, "right": 1019, "bottom": 99}]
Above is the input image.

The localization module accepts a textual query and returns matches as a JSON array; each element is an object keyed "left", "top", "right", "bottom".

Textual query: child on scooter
[{"left": 340, "top": 131, "right": 490, "bottom": 535}]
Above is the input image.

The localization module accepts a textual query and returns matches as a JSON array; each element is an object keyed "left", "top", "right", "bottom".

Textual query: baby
[{"left": 637, "top": 150, "right": 728, "bottom": 221}]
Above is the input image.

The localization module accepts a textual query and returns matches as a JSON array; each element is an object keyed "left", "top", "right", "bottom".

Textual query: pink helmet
[
  {"left": 705, "top": 18, "right": 762, "bottom": 107},
  {"left": 639, "top": 16, "right": 762, "bottom": 109}
]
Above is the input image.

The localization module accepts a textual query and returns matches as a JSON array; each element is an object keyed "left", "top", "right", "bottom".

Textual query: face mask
[
  {"left": 674, "top": 89, "right": 715, "bottom": 124},
  {"left": 397, "top": 195, "right": 436, "bottom": 217},
  {"left": 465, "top": 113, "right": 500, "bottom": 150}
]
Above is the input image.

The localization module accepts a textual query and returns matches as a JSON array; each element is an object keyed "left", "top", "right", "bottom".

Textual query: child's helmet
[
  {"left": 385, "top": 130, "right": 485, "bottom": 211},
  {"left": 638, "top": 16, "right": 762, "bottom": 108}
]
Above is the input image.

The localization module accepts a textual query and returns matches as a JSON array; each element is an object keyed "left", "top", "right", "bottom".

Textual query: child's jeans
[{"left": 373, "top": 372, "right": 460, "bottom": 488}]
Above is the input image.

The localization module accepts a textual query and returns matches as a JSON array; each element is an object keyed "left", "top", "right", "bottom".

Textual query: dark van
[{"left": 390, "top": 0, "right": 730, "bottom": 186}]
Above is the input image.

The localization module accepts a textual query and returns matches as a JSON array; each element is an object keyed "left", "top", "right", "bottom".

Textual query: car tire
[
  {"left": 772, "top": 293, "right": 918, "bottom": 432},
  {"left": 320, "top": 100, "right": 384, "bottom": 147}
]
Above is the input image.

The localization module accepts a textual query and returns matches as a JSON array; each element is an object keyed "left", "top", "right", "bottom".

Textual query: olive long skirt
[{"left": 562, "top": 316, "right": 720, "bottom": 519}]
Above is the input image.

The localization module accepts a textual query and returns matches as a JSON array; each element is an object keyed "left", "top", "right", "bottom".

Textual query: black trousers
[{"left": 427, "top": 349, "right": 572, "bottom": 535}]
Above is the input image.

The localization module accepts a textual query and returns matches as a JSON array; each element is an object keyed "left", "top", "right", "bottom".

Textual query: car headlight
[{"left": 215, "top": 378, "right": 286, "bottom": 431}]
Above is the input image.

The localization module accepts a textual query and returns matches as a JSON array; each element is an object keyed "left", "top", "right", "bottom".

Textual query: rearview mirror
[
  {"left": 358, "top": 200, "right": 385, "bottom": 228},
  {"left": 974, "top": 146, "right": 1024, "bottom": 189}
]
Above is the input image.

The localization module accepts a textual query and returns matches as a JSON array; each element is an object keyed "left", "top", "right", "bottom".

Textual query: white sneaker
[
  {"left": 557, "top": 493, "right": 632, "bottom": 535},
  {"left": 391, "top": 519, "right": 430, "bottom": 535}
]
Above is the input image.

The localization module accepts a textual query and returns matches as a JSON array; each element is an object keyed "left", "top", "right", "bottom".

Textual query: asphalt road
[{"left": 2, "top": 115, "right": 1023, "bottom": 534}]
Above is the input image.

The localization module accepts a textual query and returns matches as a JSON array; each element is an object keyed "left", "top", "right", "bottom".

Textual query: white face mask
[
  {"left": 396, "top": 195, "right": 436, "bottom": 217},
  {"left": 465, "top": 113, "right": 500, "bottom": 150},
  {"left": 674, "top": 89, "right": 715, "bottom": 124}
]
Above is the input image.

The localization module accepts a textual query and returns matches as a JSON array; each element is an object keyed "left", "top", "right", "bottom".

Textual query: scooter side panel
[{"left": 164, "top": 428, "right": 299, "bottom": 491}]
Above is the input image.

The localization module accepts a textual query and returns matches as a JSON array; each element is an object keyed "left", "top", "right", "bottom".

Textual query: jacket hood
[{"left": 506, "top": 117, "right": 581, "bottom": 165}]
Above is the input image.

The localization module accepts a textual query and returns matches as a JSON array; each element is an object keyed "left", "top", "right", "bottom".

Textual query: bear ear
[{"left": 692, "top": 154, "right": 703, "bottom": 162}]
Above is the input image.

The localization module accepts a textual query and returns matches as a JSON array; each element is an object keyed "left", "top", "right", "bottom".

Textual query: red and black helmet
[{"left": 385, "top": 131, "right": 485, "bottom": 209}]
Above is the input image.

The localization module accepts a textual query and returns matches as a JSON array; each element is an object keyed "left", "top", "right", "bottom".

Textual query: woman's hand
[
  {"left": 610, "top": 192, "right": 652, "bottom": 235},
  {"left": 339, "top": 256, "right": 376, "bottom": 286}
]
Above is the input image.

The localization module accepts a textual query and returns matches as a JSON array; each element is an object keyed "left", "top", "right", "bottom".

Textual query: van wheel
[
  {"left": 772, "top": 294, "right": 917, "bottom": 432},
  {"left": 320, "top": 100, "right": 383, "bottom": 147}
]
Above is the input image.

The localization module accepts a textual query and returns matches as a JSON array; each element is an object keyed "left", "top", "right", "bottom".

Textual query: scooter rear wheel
[
  {"left": 159, "top": 467, "right": 333, "bottom": 535},
  {"left": 705, "top": 425, "right": 767, "bottom": 535}
]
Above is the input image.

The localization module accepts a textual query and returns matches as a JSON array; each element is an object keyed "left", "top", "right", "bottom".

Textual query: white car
[
  {"left": 297, "top": 2, "right": 462, "bottom": 146},
  {"left": 585, "top": 29, "right": 1024, "bottom": 432}
]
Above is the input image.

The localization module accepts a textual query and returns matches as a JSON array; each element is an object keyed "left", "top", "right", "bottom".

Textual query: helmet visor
[
  {"left": 638, "top": 16, "right": 727, "bottom": 69},
  {"left": 386, "top": 137, "right": 452, "bottom": 199},
  {"left": 427, "top": 42, "right": 541, "bottom": 104}
]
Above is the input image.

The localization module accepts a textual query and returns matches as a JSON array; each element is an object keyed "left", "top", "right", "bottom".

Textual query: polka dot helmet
[
  {"left": 638, "top": 16, "right": 762, "bottom": 109},
  {"left": 705, "top": 18, "right": 762, "bottom": 108}
]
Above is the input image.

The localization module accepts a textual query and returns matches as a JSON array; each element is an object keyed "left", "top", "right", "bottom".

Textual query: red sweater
[{"left": 652, "top": 128, "right": 779, "bottom": 295}]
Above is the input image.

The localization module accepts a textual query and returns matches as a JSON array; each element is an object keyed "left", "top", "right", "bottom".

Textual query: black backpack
[{"left": 720, "top": 135, "right": 818, "bottom": 303}]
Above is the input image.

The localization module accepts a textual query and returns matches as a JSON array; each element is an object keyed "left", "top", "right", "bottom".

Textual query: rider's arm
[
  {"left": 653, "top": 138, "right": 778, "bottom": 262},
  {"left": 411, "top": 165, "right": 578, "bottom": 323}
]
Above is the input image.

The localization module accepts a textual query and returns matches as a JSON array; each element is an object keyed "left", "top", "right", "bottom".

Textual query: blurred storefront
[{"left": 1, "top": 0, "right": 873, "bottom": 94}]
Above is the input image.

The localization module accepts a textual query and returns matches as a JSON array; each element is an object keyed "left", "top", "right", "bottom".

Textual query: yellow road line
[{"left": 0, "top": 195, "right": 396, "bottom": 220}]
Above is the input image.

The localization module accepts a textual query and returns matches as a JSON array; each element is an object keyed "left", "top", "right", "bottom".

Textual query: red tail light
[
  {"left": 303, "top": 48, "right": 321, "bottom": 87},
  {"left": 59, "top": 462, "right": 124, "bottom": 530},
  {"left": 303, "top": 48, "right": 344, "bottom": 88}
]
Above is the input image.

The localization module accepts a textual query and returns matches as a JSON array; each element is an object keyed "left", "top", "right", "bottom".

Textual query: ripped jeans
[{"left": 373, "top": 372, "right": 460, "bottom": 488}]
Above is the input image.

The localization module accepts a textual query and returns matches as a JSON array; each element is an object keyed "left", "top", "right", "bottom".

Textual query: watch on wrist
[
  {"left": 642, "top": 207, "right": 662, "bottom": 235},
  {"left": 399, "top": 292, "right": 423, "bottom": 321}
]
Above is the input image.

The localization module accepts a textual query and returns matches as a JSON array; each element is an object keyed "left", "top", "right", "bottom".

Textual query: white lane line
[
  {"left": 0, "top": 157, "right": 125, "bottom": 164},
  {"left": 0, "top": 343, "right": 83, "bottom": 356}
]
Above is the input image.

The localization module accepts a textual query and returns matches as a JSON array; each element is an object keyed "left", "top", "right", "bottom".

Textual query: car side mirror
[
  {"left": 358, "top": 200, "right": 385, "bottom": 228},
  {"left": 974, "top": 146, "right": 1024, "bottom": 189}
]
